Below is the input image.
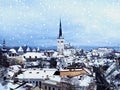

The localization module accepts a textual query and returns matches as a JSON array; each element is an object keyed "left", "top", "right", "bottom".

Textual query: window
[
  {"left": 37, "top": 72, "right": 39, "bottom": 74},
  {"left": 35, "top": 56, "right": 37, "bottom": 58},
  {"left": 49, "top": 87, "right": 51, "bottom": 90},
  {"left": 36, "top": 81, "right": 38, "bottom": 86},
  {"left": 53, "top": 87, "right": 55, "bottom": 90},
  {"left": 45, "top": 86, "right": 47, "bottom": 90},
  {"left": 39, "top": 81, "right": 41, "bottom": 87}
]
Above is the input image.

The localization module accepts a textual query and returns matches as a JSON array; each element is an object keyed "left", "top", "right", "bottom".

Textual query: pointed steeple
[
  {"left": 57, "top": 19, "right": 64, "bottom": 54},
  {"left": 59, "top": 19, "right": 63, "bottom": 38}
]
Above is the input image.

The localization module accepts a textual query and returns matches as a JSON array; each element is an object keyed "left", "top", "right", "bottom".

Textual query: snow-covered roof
[
  {"left": 7, "top": 71, "right": 14, "bottom": 78},
  {"left": 23, "top": 52, "right": 47, "bottom": 58},
  {"left": 42, "top": 76, "right": 61, "bottom": 85},
  {"left": 105, "top": 62, "right": 116, "bottom": 76},
  {"left": 115, "top": 52, "right": 120, "bottom": 57},
  {"left": 52, "top": 52, "right": 58, "bottom": 57},
  {"left": 18, "top": 46, "right": 24, "bottom": 52},
  {"left": 17, "top": 68, "right": 57, "bottom": 80},
  {"left": 37, "top": 47, "right": 40, "bottom": 52},
  {"left": 61, "top": 74, "right": 93, "bottom": 87},
  {"left": 79, "top": 75, "right": 93, "bottom": 86},
  {"left": 97, "top": 48, "right": 114, "bottom": 52},
  {"left": 9, "top": 48, "right": 17, "bottom": 53},
  {"left": 63, "top": 49, "right": 72, "bottom": 56},
  {"left": 32, "top": 48, "right": 36, "bottom": 52},
  {"left": 89, "top": 59, "right": 114, "bottom": 67},
  {"left": 0, "top": 84, "right": 5, "bottom": 90},
  {"left": 52, "top": 52, "right": 64, "bottom": 58},
  {"left": 9, "top": 65, "right": 21, "bottom": 73},
  {"left": 26, "top": 47, "right": 31, "bottom": 52},
  {"left": 25, "top": 61, "right": 39, "bottom": 67}
]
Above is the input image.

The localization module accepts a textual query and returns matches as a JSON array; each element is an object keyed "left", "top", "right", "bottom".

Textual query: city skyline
[{"left": 0, "top": 0, "right": 120, "bottom": 47}]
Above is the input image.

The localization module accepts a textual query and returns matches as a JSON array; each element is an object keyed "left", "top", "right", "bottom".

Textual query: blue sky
[{"left": 0, "top": 0, "right": 120, "bottom": 47}]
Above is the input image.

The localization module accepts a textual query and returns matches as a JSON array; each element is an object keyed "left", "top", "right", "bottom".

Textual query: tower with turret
[
  {"left": 57, "top": 20, "right": 64, "bottom": 54},
  {"left": 1, "top": 39, "right": 7, "bottom": 56}
]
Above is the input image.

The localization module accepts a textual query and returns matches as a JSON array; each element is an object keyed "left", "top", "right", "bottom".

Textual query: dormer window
[{"left": 37, "top": 72, "right": 39, "bottom": 74}]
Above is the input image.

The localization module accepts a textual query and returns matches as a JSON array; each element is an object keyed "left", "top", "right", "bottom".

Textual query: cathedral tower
[{"left": 57, "top": 20, "right": 64, "bottom": 54}]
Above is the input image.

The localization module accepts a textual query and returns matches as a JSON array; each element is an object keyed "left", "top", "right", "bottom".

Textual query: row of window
[
  {"left": 58, "top": 41, "right": 63, "bottom": 43},
  {"left": 23, "top": 56, "right": 38, "bottom": 58},
  {"left": 44, "top": 85, "right": 60, "bottom": 90},
  {"left": 24, "top": 56, "right": 47, "bottom": 59},
  {"left": 26, "top": 80, "right": 41, "bottom": 87}
]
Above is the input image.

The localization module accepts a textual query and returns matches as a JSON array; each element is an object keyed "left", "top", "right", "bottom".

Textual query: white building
[
  {"left": 16, "top": 68, "right": 57, "bottom": 87},
  {"left": 23, "top": 52, "right": 47, "bottom": 59},
  {"left": 9, "top": 48, "right": 17, "bottom": 57}
]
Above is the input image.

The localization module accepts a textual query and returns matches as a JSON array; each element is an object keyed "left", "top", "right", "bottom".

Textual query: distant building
[
  {"left": 1, "top": 39, "right": 7, "bottom": 56},
  {"left": 8, "top": 48, "right": 17, "bottom": 57},
  {"left": 18, "top": 46, "right": 24, "bottom": 55},
  {"left": 16, "top": 68, "right": 57, "bottom": 88},
  {"left": 23, "top": 52, "right": 47, "bottom": 59}
]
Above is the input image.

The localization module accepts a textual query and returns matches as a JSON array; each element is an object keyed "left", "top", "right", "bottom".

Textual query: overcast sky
[{"left": 0, "top": 0, "right": 120, "bottom": 47}]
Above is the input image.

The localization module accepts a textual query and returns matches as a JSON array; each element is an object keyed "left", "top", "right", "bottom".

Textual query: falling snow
[{"left": 0, "top": 0, "right": 120, "bottom": 47}]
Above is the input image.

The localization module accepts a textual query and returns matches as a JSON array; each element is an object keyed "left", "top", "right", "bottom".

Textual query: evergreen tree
[{"left": 0, "top": 51, "right": 9, "bottom": 67}]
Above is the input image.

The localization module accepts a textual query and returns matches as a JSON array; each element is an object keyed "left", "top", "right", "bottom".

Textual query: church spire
[
  {"left": 57, "top": 19, "right": 64, "bottom": 54},
  {"left": 59, "top": 19, "right": 62, "bottom": 38}
]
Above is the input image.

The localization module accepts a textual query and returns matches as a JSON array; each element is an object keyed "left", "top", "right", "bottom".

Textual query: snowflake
[
  {"left": 30, "top": 36, "right": 33, "bottom": 39},
  {"left": 67, "top": 22, "right": 70, "bottom": 25},
  {"left": 9, "top": 5, "right": 13, "bottom": 9},
  {"left": 43, "top": 23, "right": 46, "bottom": 26},
  {"left": 73, "top": 1, "right": 77, "bottom": 5},
  {"left": 53, "top": 5, "right": 56, "bottom": 9},
  {"left": 18, "top": 40, "right": 21, "bottom": 43},
  {"left": 87, "top": 40, "right": 91, "bottom": 43},
  {"left": 15, "top": 0, "right": 21, "bottom": 3},
  {"left": 12, "top": 37, "right": 15, "bottom": 40},
  {"left": 17, "top": 16, "right": 21, "bottom": 20},
  {"left": 23, "top": 31, "right": 26, "bottom": 34},
  {"left": 39, "top": 12, "right": 42, "bottom": 15}
]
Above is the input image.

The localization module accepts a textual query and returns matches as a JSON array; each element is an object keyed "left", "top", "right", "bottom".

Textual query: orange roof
[
  {"left": 32, "top": 86, "right": 40, "bottom": 90},
  {"left": 60, "top": 69, "right": 88, "bottom": 77}
]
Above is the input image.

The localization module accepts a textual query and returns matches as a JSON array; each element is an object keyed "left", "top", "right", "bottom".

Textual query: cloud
[
  {"left": 0, "top": 0, "right": 120, "bottom": 46},
  {"left": 103, "top": 7, "right": 120, "bottom": 24}
]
